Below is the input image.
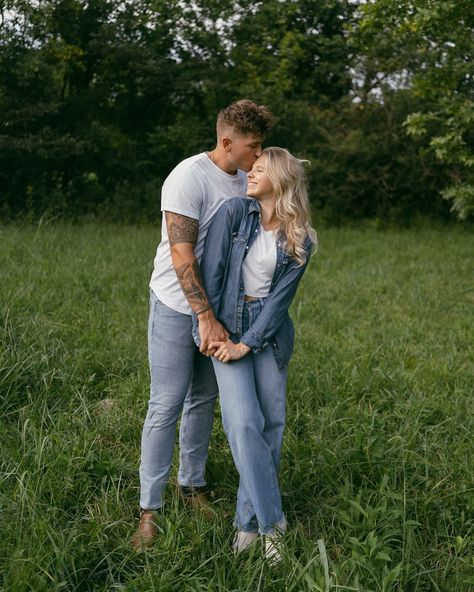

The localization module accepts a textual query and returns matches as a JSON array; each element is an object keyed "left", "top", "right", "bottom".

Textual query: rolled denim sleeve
[
  {"left": 240, "top": 246, "right": 312, "bottom": 351},
  {"left": 199, "top": 201, "right": 234, "bottom": 313}
]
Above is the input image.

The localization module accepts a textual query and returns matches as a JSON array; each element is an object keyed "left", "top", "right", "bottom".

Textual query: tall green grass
[{"left": 1, "top": 222, "right": 473, "bottom": 591}]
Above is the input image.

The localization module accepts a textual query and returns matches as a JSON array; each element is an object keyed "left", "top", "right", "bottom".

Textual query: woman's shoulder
[
  {"left": 304, "top": 233, "right": 315, "bottom": 252},
  {"left": 279, "top": 231, "right": 314, "bottom": 253},
  {"left": 217, "top": 197, "right": 257, "bottom": 224},
  {"left": 276, "top": 231, "right": 315, "bottom": 267},
  {"left": 224, "top": 196, "right": 256, "bottom": 212}
]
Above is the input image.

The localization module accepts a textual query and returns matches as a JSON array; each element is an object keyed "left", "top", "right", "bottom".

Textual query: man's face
[{"left": 227, "top": 133, "right": 264, "bottom": 172}]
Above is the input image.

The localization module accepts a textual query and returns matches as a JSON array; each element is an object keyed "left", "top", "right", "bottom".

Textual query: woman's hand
[{"left": 208, "top": 340, "right": 251, "bottom": 363}]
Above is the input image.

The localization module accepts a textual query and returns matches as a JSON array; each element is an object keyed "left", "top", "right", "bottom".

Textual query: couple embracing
[{"left": 133, "top": 100, "right": 317, "bottom": 562}]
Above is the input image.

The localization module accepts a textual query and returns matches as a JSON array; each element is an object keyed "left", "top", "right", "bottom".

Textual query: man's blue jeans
[
  {"left": 211, "top": 299, "right": 288, "bottom": 535},
  {"left": 139, "top": 290, "right": 218, "bottom": 509}
]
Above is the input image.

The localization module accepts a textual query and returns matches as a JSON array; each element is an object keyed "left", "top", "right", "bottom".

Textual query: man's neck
[{"left": 208, "top": 149, "right": 237, "bottom": 175}]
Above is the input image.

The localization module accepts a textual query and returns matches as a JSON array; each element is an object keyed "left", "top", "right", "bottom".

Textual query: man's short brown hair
[{"left": 217, "top": 99, "right": 274, "bottom": 137}]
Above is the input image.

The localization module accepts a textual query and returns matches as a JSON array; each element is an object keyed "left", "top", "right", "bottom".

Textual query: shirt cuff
[
  {"left": 160, "top": 206, "right": 199, "bottom": 220},
  {"left": 241, "top": 331, "right": 267, "bottom": 353}
]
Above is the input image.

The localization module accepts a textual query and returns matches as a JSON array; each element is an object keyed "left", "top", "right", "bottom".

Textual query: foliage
[
  {"left": 0, "top": 0, "right": 203, "bottom": 220},
  {"left": 355, "top": 0, "right": 474, "bottom": 220},
  {"left": 0, "top": 0, "right": 472, "bottom": 222}
]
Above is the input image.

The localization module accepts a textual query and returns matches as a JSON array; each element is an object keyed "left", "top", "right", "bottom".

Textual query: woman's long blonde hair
[{"left": 263, "top": 147, "right": 317, "bottom": 265}]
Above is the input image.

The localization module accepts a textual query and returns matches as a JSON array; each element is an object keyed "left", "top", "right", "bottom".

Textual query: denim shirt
[{"left": 192, "top": 197, "right": 313, "bottom": 371}]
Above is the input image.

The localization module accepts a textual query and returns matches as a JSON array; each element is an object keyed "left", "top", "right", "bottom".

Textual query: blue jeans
[
  {"left": 139, "top": 290, "right": 218, "bottom": 509},
  {"left": 211, "top": 299, "right": 288, "bottom": 534}
]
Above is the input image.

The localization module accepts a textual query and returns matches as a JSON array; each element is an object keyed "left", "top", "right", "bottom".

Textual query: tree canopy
[{"left": 0, "top": 0, "right": 472, "bottom": 222}]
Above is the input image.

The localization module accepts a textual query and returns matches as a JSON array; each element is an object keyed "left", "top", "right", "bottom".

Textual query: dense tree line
[{"left": 0, "top": 0, "right": 472, "bottom": 223}]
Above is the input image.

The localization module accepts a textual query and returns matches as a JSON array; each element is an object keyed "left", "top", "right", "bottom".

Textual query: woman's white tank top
[{"left": 242, "top": 225, "right": 277, "bottom": 298}]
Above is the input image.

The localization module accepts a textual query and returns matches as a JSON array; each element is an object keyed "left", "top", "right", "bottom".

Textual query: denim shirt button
[{"left": 245, "top": 246, "right": 249, "bottom": 250}]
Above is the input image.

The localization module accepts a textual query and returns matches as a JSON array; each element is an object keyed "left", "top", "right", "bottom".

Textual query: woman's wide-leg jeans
[{"left": 212, "top": 299, "right": 288, "bottom": 535}]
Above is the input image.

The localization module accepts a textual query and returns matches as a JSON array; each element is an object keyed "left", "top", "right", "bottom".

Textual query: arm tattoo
[
  {"left": 166, "top": 212, "right": 209, "bottom": 310},
  {"left": 176, "top": 260, "right": 209, "bottom": 309},
  {"left": 166, "top": 212, "right": 209, "bottom": 311},
  {"left": 166, "top": 212, "right": 199, "bottom": 246}
]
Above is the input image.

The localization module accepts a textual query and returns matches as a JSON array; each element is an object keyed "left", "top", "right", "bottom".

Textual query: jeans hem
[
  {"left": 177, "top": 480, "right": 207, "bottom": 488},
  {"left": 234, "top": 518, "right": 258, "bottom": 533},
  {"left": 258, "top": 515, "right": 287, "bottom": 536},
  {"left": 140, "top": 502, "right": 164, "bottom": 511}
]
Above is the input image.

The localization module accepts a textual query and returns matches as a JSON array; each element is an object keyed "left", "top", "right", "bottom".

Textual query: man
[{"left": 133, "top": 99, "right": 274, "bottom": 549}]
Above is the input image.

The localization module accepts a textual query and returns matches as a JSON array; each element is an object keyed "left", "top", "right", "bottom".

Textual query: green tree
[
  {"left": 355, "top": 0, "right": 474, "bottom": 220},
  {"left": 0, "top": 0, "right": 470, "bottom": 223},
  {"left": 0, "top": 0, "right": 218, "bottom": 219}
]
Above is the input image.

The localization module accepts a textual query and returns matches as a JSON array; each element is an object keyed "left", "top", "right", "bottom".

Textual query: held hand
[
  {"left": 198, "top": 311, "right": 229, "bottom": 355},
  {"left": 208, "top": 340, "right": 251, "bottom": 363}
]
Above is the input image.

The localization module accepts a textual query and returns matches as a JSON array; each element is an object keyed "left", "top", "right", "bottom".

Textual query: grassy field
[{"left": 0, "top": 222, "right": 473, "bottom": 592}]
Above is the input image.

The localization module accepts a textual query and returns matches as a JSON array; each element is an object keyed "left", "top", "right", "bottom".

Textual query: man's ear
[{"left": 222, "top": 136, "right": 232, "bottom": 153}]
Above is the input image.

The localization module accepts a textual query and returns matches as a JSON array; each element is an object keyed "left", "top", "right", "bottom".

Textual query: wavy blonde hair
[{"left": 263, "top": 147, "right": 317, "bottom": 265}]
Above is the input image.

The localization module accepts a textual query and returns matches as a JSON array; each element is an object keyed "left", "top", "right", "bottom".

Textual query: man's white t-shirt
[{"left": 150, "top": 152, "right": 247, "bottom": 315}]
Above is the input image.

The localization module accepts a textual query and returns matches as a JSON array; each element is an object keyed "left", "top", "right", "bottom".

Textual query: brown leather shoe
[
  {"left": 131, "top": 510, "right": 158, "bottom": 551},
  {"left": 177, "top": 485, "right": 217, "bottom": 521}
]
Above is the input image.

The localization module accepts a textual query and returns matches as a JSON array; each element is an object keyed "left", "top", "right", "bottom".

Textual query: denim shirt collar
[
  {"left": 248, "top": 198, "right": 261, "bottom": 214},
  {"left": 246, "top": 198, "right": 290, "bottom": 248}
]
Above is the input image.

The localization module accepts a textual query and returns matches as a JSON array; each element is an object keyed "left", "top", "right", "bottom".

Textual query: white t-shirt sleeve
[{"left": 160, "top": 165, "right": 206, "bottom": 221}]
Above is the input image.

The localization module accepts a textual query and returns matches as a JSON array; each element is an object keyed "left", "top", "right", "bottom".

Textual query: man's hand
[
  {"left": 198, "top": 309, "right": 229, "bottom": 355},
  {"left": 208, "top": 340, "right": 251, "bottom": 363}
]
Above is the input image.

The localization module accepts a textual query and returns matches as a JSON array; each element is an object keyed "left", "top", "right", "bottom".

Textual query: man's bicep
[{"left": 165, "top": 211, "right": 199, "bottom": 247}]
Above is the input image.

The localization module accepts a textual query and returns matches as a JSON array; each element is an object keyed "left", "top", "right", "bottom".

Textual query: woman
[{"left": 194, "top": 147, "right": 317, "bottom": 562}]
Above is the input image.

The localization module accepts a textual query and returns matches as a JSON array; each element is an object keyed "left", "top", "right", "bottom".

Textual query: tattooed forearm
[
  {"left": 176, "top": 260, "right": 210, "bottom": 310},
  {"left": 166, "top": 212, "right": 211, "bottom": 312},
  {"left": 166, "top": 212, "right": 199, "bottom": 246}
]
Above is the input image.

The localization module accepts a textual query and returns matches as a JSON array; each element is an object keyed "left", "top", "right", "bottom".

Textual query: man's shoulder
[
  {"left": 164, "top": 153, "right": 207, "bottom": 184},
  {"left": 161, "top": 154, "right": 208, "bottom": 215}
]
